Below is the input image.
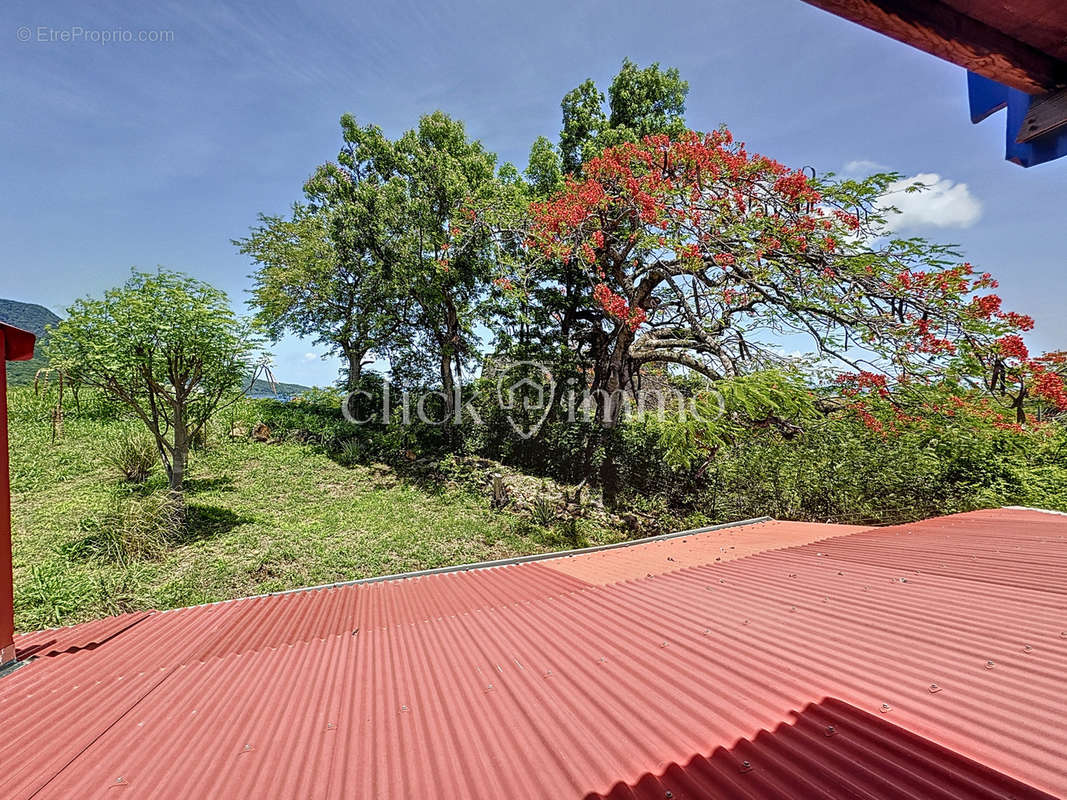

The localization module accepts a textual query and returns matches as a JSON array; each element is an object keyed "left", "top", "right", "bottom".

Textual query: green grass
[{"left": 8, "top": 387, "right": 627, "bottom": 632}]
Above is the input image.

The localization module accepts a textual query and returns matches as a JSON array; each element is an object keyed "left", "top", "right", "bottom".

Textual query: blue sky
[{"left": 2, "top": 0, "right": 1064, "bottom": 386}]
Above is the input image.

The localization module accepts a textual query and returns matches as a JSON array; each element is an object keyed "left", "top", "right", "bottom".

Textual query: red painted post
[
  {"left": 1, "top": 323, "right": 34, "bottom": 667},
  {"left": 0, "top": 327, "right": 14, "bottom": 665}
]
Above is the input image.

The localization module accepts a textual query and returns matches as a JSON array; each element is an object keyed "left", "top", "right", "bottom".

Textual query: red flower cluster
[
  {"left": 855, "top": 404, "right": 885, "bottom": 433},
  {"left": 972, "top": 294, "right": 1002, "bottom": 318},
  {"left": 1033, "top": 369, "right": 1067, "bottom": 408},
  {"left": 773, "top": 170, "right": 821, "bottom": 204},
  {"left": 593, "top": 283, "right": 646, "bottom": 331},
  {"left": 835, "top": 371, "right": 890, "bottom": 398},
  {"left": 832, "top": 209, "right": 860, "bottom": 230},
  {"left": 996, "top": 334, "right": 1029, "bottom": 362},
  {"left": 918, "top": 334, "right": 956, "bottom": 355},
  {"left": 998, "top": 311, "right": 1035, "bottom": 331}
]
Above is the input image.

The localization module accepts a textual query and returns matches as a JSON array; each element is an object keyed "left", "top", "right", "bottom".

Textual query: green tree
[
  {"left": 306, "top": 111, "right": 501, "bottom": 419},
  {"left": 237, "top": 203, "right": 403, "bottom": 390},
  {"left": 47, "top": 270, "right": 257, "bottom": 497},
  {"left": 470, "top": 60, "right": 694, "bottom": 427},
  {"left": 560, "top": 58, "right": 688, "bottom": 173}
]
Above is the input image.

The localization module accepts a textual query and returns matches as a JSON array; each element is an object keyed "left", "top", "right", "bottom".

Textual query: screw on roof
[
  {"left": 825, "top": 724, "right": 837, "bottom": 736},
  {"left": 739, "top": 760, "right": 753, "bottom": 773},
  {"left": 929, "top": 683, "right": 942, "bottom": 693},
  {"left": 985, "top": 660, "right": 996, "bottom": 669},
  {"left": 880, "top": 703, "right": 892, "bottom": 713}
]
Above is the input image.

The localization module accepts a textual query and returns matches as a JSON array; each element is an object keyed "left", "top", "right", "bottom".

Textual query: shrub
[
  {"left": 78, "top": 491, "right": 184, "bottom": 562},
  {"left": 104, "top": 429, "right": 159, "bottom": 484},
  {"left": 338, "top": 438, "right": 363, "bottom": 466},
  {"left": 247, "top": 391, "right": 353, "bottom": 448},
  {"left": 529, "top": 493, "right": 558, "bottom": 527}
]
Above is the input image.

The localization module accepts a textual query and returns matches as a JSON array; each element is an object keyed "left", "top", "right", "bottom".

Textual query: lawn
[{"left": 8, "top": 387, "right": 627, "bottom": 632}]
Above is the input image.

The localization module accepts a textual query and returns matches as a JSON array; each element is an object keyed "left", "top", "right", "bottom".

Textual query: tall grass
[{"left": 104, "top": 428, "right": 158, "bottom": 483}]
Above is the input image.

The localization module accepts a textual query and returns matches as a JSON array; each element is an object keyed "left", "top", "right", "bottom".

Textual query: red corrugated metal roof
[
  {"left": 543, "top": 519, "right": 866, "bottom": 584},
  {"left": 2, "top": 508, "right": 1065, "bottom": 799}
]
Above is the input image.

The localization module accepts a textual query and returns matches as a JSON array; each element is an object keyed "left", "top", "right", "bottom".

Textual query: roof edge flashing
[
  {"left": 159, "top": 516, "right": 775, "bottom": 612},
  {"left": 1002, "top": 505, "right": 1067, "bottom": 516}
]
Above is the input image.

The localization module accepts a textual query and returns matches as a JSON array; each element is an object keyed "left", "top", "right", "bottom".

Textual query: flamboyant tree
[
  {"left": 482, "top": 60, "right": 696, "bottom": 400},
  {"left": 475, "top": 129, "right": 1066, "bottom": 433}
]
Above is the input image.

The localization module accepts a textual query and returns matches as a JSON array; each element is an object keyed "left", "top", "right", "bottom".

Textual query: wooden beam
[
  {"left": 803, "top": 0, "right": 1067, "bottom": 94},
  {"left": 1018, "top": 88, "right": 1067, "bottom": 142}
]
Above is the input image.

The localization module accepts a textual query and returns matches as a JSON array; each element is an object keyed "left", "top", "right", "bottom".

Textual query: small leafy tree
[{"left": 48, "top": 270, "right": 257, "bottom": 497}]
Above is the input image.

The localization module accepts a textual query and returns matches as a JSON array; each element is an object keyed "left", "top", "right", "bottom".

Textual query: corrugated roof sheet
[
  {"left": 543, "top": 519, "right": 865, "bottom": 584},
  {"left": 2, "top": 508, "right": 1065, "bottom": 799}
]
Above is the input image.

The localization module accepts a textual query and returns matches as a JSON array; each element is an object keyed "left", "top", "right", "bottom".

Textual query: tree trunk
[
  {"left": 169, "top": 421, "right": 188, "bottom": 493},
  {"left": 344, "top": 347, "right": 365, "bottom": 392},
  {"left": 165, "top": 416, "right": 190, "bottom": 526},
  {"left": 592, "top": 327, "right": 636, "bottom": 507},
  {"left": 440, "top": 348, "right": 456, "bottom": 422}
]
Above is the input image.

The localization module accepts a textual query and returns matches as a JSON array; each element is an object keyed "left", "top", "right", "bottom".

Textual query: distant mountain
[
  {"left": 0, "top": 299, "right": 61, "bottom": 384},
  {"left": 245, "top": 376, "right": 313, "bottom": 400}
]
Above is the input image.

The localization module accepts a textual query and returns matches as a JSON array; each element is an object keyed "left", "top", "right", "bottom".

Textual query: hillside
[
  {"left": 6, "top": 386, "right": 626, "bottom": 630},
  {"left": 0, "top": 298, "right": 61, "bottom": 384},
  {"left": 246, "top": 376, "right": 312, "bottom": 399}
]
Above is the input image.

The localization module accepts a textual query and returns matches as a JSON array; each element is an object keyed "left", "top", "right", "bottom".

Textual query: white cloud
[
  {"left": 843, "top": 159, "right": 887, "bottom": 175},
  {"left": 303, "top": 352, "right": 318, "bottom": 361},
  {"left": 877, "top": 173, "right": 982, "bottom": 230}
]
